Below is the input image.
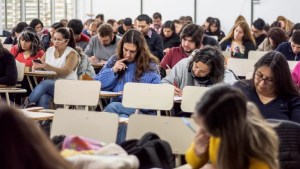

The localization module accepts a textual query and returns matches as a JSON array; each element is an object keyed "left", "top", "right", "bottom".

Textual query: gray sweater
[
  {"left": 161, "top": 55, "right": 237, "bottom": 89},
  {"left": 84, "top": 35, "right": 120, "bottom": 61}
]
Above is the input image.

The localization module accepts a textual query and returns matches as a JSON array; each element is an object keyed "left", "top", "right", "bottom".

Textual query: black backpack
[{"left": 120, "top": 132, "right": 175, "bottom": 169}]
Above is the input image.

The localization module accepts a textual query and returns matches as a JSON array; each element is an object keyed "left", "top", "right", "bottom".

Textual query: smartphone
[{"left": 33, "top": 59, "right": 42, "bottom": 64}]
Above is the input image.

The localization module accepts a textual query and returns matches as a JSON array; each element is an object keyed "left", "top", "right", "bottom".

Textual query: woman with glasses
[
  {"left": 24, "top": 27, "right": 79, "bottom": 109},
  {"left": 93, "top": 29, "right": 160, "bottom": 143},
  {"left": 234, "top": 51, "right": 300, "bottom": 123},
  {"left": 10, "top": 30, "right": 44, "bottom": 67},
  {"left": 186, "top": 84, "right": 279, "bottom": 169}
]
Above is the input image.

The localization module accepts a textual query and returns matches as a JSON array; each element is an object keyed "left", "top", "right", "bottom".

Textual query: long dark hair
[
  {"left": 268, "top": 27, "right": 288, "bottom": 49},
  {"left": 160, "top": 20, "right": 176, "bottom": 39},
  {"left": 55, "top": 27, "right": 76, "bottom": 49},
  {"left": 195, "top": 84, "right": 279, "bottom": 169},
  {"left": 252, "top": 51, "right": 299, "bottom": 98},
  {"left": 188, "top": 46, "right": 225, "bottom": 84},
  {"left": 116, "top": 29, "right": 159, "bottom": 81},
  {"left": 17, "top": 30, "right": 44, "bottom": 57},
  {"left": 0, "top": 104, "right": 73, "bottom": 169}
]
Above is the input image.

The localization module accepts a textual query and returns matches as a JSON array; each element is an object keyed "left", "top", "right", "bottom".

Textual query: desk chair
[
  {"left": 181, "top": 86, "right": 209, "bottom": 113},
  {"left": 51, "top": 109, "right": 119, "bottom": 143},
  {"left": 126, "top": 114, "right": 197, "bottom": 166},
  {"left": 226, "top": 58, "right": 257, "bottom": 78},
  {"left": 54, "top": 80, "right": 101, "bottom": 110},
  {"left": 3, "top": 44, "right": 12, "bottom": 50},
  {"left": 248, "top": 51, "right": 268, "bottom": 60},
  {"left": 288, "top": 61, "right": 298, "bottom": 70},
  {"left": 122, "top": 83, "right": 174, "bottom": 116},
  {"left": 0, "top": 61, "right": 27, "bottom": 106}
]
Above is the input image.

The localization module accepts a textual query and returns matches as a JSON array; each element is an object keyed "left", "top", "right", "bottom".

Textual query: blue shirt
[{"left": 93, "top": 55, "right": 161, "bottom": 102}]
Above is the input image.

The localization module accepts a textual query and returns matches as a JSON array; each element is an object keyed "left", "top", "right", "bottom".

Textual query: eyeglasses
[
  {"left": 51, "top": 38, "right": 68, "bottom": 44},
  {"left": 255, "top": 73, "right": 274, "bottom": 85}
]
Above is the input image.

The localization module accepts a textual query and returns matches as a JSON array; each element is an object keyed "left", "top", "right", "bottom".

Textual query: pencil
[{"left": 166, "top": 64, "right": 171, "bottom": 69}]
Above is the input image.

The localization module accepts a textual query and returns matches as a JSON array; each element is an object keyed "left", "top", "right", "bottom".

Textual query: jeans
[
  {"left": 104, "top": 102, "right": 156, "bottom": 144},
  {"left": 28, "top": 79, "right": 55, "bottom": 109}
]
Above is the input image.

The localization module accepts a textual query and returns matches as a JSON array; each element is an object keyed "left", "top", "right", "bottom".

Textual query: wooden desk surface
[
  {"left": 99, "top": 91, "right": 122, "bottom": 97},
  {"left": 21, "top": 109, "right": 54, "bottom": 121},
  {"left": 25, "top": 71, "right": 57, "bottom": 77}
]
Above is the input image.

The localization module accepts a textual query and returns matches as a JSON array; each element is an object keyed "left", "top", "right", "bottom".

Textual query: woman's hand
[
  {"left": 112, "top": 58, "right": 128, "bottom": 73},
  {"left": 32, "top": 59, "right": 47, "bottom": 70},
  {"left": 193, "top": 129, "right": 210, "bottom": 157},
  {"left": 174, "top": 86, "right": 182, "bottom": 96}
]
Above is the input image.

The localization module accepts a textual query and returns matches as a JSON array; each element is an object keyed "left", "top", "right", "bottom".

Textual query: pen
[
  {"left": 182, "top": 117, "right": 196, "bottom": 133},
  {"left": 166, "top": 64, "right": 171, "bottom": 69}
]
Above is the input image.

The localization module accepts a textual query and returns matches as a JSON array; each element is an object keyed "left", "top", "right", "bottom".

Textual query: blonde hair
[
  {"left": 220, "top": 21, "right": 256, "bottom": 46},
  {"left": 277, "top": 15, "right": 294, "bottom": 33}
]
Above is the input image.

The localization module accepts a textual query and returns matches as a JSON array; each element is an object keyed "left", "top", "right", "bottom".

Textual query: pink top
[
  {"left": 292, "top": 61, "right": 300, "bottom": 88},
  {"left": 10, "top": 45, "right": 44, "bottom": 67}
]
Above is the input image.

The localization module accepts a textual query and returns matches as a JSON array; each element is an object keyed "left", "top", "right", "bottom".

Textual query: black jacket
[{"left": 0, "top": 50, "right": 17, "bottom": 86}]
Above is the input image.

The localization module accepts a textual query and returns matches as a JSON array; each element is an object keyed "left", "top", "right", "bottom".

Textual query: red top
[
  {"left": 77, "top": 33, "right": 90, "bottom": 43},
  {"left": 10, "top": 45, "right": 44, "bottom": 67},
  {"left": 160, "top": 45, "right": 189, "bottom": 69}
]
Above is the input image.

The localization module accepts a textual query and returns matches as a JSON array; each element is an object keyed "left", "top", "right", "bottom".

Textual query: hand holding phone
[{"left": 33, "top": 59, "right": 42, "bottom": 64}]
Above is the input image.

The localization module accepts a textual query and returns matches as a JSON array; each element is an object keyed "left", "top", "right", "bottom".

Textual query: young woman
[
  {"left": 234, "top": 52, "right": 300, "bottom": 123},
  {"left": 257, "top": 27, "right": 288, "bottom": 51},
  {"left": 94, "top": 29, "right": 160, "bottom": 143},
  {"left": 205, "top": 18, "right": 225, "bottom": 42},
  {"left": 25, "top": 27, "right": 79, "bottom": 108},
  {"left": 160, "top": 20, "right": 181, "bottom": 53},
  {"left": 186, "top": 84, "right": 279, "bottom": 169},
  {"left": 161, "top": 46, "right": 237, "bottom": 96},
  {"left": 10, "top": 30, "right": 44, "bottom": 67},
  {"left": 220, "top": 21, "right": 256, "bottom": 58}
]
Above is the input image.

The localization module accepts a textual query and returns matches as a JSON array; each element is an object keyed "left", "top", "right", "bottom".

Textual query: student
[
  {"left": 234, "top": 51, "right": 300, "bottom": 123},
  {"left": 67, "top": 19, "right": 90, "bottom": 51},
  {"left": 220, "top": 21, "right": 256, "bottom": 58},
  {"left": 0, "top": 104, "right": 73, "bottom": 169},
  {"left": 93, "top": 29, "right": 160, "bottom": 143},
  {"left": 251, "top": 18, "right": 267, "bottom": 48},
  {"left": 257, "top": 27, "right": 288, "bottom": 51},
  {"left": 0, "top": 43, "right": 17, "bottom": 86},
  {"left": 160, "top": 20, "right": 181, "bottom": 54},
  {"left": 186, "top": 84, "right": 279, "bottom": 169},
  {"left": 276, "top": 30, "right": 300, "bottom": 61},
  {"left": 24, "top": 27, "right": 79, "bottom": 108},
  {"left": 205, "top": 17, "right": 225, "bottom": 42},
  {"left": 161, "top": 46, "right": 237, "bottom": 96},
  {"left": 41, "top": 22, "right": 64, "bottom": 51},
  {"left": 10, "top": 30, "right": 44, "bottom": 67}
]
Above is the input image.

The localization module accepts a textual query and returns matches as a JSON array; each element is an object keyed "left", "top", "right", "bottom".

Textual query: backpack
[{"left": 120, "top": 132, "right": 175, "bottom": 169}]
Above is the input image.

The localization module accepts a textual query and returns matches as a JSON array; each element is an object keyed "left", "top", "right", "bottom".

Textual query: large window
[{"left": 2, "top": 0, "right": 76, "bottom": 29}]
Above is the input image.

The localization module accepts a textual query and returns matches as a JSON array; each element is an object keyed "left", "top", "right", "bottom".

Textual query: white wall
[
  {"left": 76, "top": 0, "right": 300, "bottom": 35},
  {"left": 0, "top": 0, "right": 3, "bottom": 35}
]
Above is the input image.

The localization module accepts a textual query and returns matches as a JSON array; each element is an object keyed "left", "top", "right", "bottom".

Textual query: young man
[
  {"left": 151, "top": 12, "right": 162, "bottom": 34},
  {"left": 136, "top": 14, "right": 164, "bottom": 61},
  {"left": 252, "top": 18, "right": 267, "bottom": 48},
  {"left": 160, "top": 23, "right": 219, "bottom": 70},
  {"left": 84, "top": 23, "right": 120, "bottom": 64},
  {"left": 276, "top": 30, "right": 300, "bottom": 61},
  {"left": 67, "top": 19, "right": 90, "bottom": 50}
]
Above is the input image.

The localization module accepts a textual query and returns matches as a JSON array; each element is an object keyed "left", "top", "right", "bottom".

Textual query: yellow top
[{"left": 185, "top": 136, "right": 270, "bottom": 169}]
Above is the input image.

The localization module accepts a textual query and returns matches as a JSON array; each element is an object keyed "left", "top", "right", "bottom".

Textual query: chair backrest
[
  {"left": 3, "top": 44, "right": 12, "bottom": 50},
  {"left": 226, "top": 58, "right": 257, "bottom": 77},
  {"left": 15, "top": 60, "right": 25, "bottom": 82},
  {"left": 54, "top": 80, "right": 101, "bottom": 109},
  {"left": 222, "top": 51, "right": 231, "bottom": 59},
  {"left": 246, "top": 71, "right": 253, "bottom": 80},
  {"left": 51, "top": 109, "right": 119, "bottom": 143},
  {"left": 267, "top": 119, "right": 300, "bottom": 168},
  {"left": 181, "top": 86, "right": 210, "bottom": 113},
  {"left": 248, "top": 51, "right": 268, "bottom": 60},
  {"left": 126, "top": 114, "right": 197, "bottom": 155},
  {"left": 288, "top": 61, "right": 298, "bottom": 70},
  {"left": 122, "top": 83, "right": 174, "bottom": 116}
]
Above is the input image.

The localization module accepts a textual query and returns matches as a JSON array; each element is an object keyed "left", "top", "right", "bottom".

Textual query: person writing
[{"left": 186, "top": 84, "right": 279, "bottom": 169}]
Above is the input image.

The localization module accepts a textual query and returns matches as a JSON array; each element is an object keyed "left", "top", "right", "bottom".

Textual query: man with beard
[
  {"left": 160, "top": 23, "right": 219, "bottom": 71},
  {"left": 84, "top": 23, "right": 120, "bottom": 65}
]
